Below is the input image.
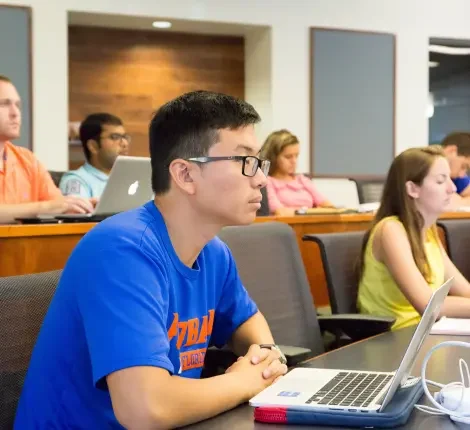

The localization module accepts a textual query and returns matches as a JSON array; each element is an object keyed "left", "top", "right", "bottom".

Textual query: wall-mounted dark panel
[
  {"left": 0, "top": 5, "right": 32, "bottom": 149},
  {"left": 311, "top": 28, "right": 395, "bottom": 176}
]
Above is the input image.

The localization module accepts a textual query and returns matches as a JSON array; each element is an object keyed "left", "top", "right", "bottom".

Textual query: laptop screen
[{"left": 378, "top": 277, "right": 453, "bottom": 411}]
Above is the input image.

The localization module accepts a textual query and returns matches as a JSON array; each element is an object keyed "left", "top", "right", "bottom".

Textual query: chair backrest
[
  {"left": 257, "top": 186, "right": 270, "bottom": 216},
  {"left": 0, "top": 270, "right": 61, "bottom": 429},
  {"left": 218, "top": 222, "right": 324, "bottom": 357},
  {"left": 437, "top": 219, "right": 470, "bottom": 281},
  {"left": 353, "top": 178, "right": 385, "bottom": 204},
  {"left": 311, "top": 178, "right": 360, "bottom": 209},
  {"left": 48, "top": 171, "right": 65, "bottom": 187},
  {"left": 303, "top": 231, "right": 365, "bottom": 314}
]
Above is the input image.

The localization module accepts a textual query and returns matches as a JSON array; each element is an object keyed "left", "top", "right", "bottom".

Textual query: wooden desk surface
[
  {"left": 256, "top": 210, "right": 470, "bottom": 224},
  {"left": 184, "top": 327, "right": 470, "bottom": 429},
  {"left": 0, "top": 211, "right": 467, "bottom": 305},
  {"left": 0, "top": 222, "right": 95, "bottom": 238},
  {"left": 0, "top": 211, "right": 467, "bottom": 239}
]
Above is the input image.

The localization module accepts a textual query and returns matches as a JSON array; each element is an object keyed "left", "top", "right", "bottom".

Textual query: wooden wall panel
[{"left": 68, "top": 26, "right": 245, "bottom": 169}]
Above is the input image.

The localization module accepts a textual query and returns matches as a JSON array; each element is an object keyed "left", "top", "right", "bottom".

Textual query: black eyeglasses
[
  {"left": 186, "top": 156, "right": 270, "bottom": 177},
  {"left": 98, "top": 133, "right": 132, "bottom": 144}
]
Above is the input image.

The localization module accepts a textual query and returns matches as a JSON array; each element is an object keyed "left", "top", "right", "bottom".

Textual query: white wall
[
  {"left": 3, "top": 0, "right": 470, "bottom": 171},
  {"left": 245, "top": 28, "right": 272, "bottom": 145}
]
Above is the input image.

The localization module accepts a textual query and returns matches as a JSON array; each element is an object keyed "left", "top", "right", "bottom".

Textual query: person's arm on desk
[
  {"left": 0, "top": 196, "right": 95, "bottom": 223},
  {"left": 83, "top": 243, "right": 286, "bottom": 430},
  {"left": 216, "top": 251, "right": 287, "bottom": 378},
  {"left": 108, "top": 345, "right": 284, "bottom": 429},
  {"left": 0, "top": 153, "right": 95, "bottom": 223},
  {"left": 302, "top": 176, "right": 334, "bottom": 208},
  {"left": 376, "top": 220, "right": 470, "bottom": 318},
  {"left": 227, "top": 311, "right": 274, "bottom": 356},
  {"left": 227, "top": 311, "right": 287, "bottom": 382},
  {"left": 274, "top": 207, "right": 296, "bottom": 216}
]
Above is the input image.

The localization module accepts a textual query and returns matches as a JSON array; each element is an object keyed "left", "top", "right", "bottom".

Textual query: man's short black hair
[
  {"left": 149, "top": 90, "right": 261, "bottom": 195},
  {"left": 79, "top": 113, "right": 123, "bottom": 161},
  {"left": 440, "top": 132, "right": 470, "bottom": 158}
]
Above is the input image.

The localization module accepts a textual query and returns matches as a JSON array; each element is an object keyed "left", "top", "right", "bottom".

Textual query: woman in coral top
[{"left": 260, "top": 129, "right": 333, "bottom": 216}]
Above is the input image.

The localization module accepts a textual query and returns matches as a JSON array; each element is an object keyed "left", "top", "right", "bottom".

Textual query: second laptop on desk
[
  {"left": 56, "top": 156, "right": 153, "bottom": 222},
  {"left": 16, "top": 156, "right": 153, "bottom": 224}
]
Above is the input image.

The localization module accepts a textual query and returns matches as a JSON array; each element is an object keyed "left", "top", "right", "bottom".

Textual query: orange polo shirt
[{"left": 0, "top": 141, "right": 62, "bottom": 204}]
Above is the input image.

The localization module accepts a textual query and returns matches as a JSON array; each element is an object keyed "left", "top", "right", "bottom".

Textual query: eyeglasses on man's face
[
  {"left": 98, "top": 133, "right": 132, "bottom": 145},
  {"left": 186, "top": 155, "right": 270, "bottom": 177}
]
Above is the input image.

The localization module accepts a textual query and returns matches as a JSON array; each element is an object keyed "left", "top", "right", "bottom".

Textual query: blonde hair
[
  {"left": 358, "top": 145, "right": 446, "bottom": 283},
  {"left": 260, "top": 129, "right": 299, "bottom": 175}
]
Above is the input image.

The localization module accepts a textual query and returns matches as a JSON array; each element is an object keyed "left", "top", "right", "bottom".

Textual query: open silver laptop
[
  {"left": 56, "top": 156, "right": 153, "bottom": 221},
  {"left": 250, "top": 278, "right": 453, "bottom": 413}
]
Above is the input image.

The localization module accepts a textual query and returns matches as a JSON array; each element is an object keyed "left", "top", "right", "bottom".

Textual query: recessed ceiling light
[
  {"left": 152, "top": 21, "right": 172, "bottom": 29},
  {"left": 428, "top": 61, "right": 440, "bottom": 68}
]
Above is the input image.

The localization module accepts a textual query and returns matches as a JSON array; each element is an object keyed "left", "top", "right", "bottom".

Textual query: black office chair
[
  {"left": 205, "top": 222, "right": 388, "bottom": 375},
  {"left": 438, "top": 219, "right": 470, "bottom": 281},
  {"left": 303, "top": 232, "right": 394, "bottom": 342},
  {"left": 0, "top": 270, "right": 62, "bottom": 430},
  {"left": 219, "top": 222, "right": 323, "bottom": 360},
  {"left": 352, "top": 178, "right": 385, "bottom": 204},
  {"left": 256, "top": 186, "right": 270, "bottom": 216},
  {"left": 48, "top": 171, "right": 65, "bottom": 188}
]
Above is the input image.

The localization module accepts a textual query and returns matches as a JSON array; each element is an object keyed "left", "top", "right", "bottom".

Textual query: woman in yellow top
[{"left": 357, "top": 145, "right": 470, "bottom": 330}]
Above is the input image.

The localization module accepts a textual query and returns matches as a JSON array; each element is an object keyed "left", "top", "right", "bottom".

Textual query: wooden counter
[
  {"left": 0, "top": 223, "right": 95, "bottom": 277},
  {"left": 0, "top": 211, "right": 466, "bottom": 307}
]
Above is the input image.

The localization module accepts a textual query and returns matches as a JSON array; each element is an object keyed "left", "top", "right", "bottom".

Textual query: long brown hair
[
  {"left": 260, "top": 129, "right": 299, "bottom": 176},
  {"left": 357, "top": 146, "right": 445, "bottom": 283}
]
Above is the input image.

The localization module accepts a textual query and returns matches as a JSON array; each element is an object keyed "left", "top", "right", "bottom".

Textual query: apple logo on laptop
[{"left": 128, "top": 181, "right": 139, "bottom": 195}]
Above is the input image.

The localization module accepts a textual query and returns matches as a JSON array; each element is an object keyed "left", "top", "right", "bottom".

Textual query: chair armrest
[
  {"left": 277, "top": 345, "right": 312, "bottom": 367},
  {"left": 317, "top": 314, "right": 395, "bottom": 341}
]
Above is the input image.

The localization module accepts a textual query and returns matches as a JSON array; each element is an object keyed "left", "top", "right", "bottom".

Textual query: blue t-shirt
[
  {"left": 59, "top": 162, "right": 108, "bottom": 198},
  {"left": 14, "top": 201, "right": 258, "bottom": 429},
  {"left": 452, "top": 176, "right": 470, "bottom": 195}
]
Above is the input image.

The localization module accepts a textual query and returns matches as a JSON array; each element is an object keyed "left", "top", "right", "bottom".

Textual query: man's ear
[
  {"left": 405, "top": 180, "right": 420, "bottom": 199},
  {"left": 86, "top": 139, "right": 100, "bottom": 156},
  {"left": 443, "top": 145, "right": 457, "bottom": 157},
  {"left": 168, "top": 159, "right": 198, "bottom": 195}
]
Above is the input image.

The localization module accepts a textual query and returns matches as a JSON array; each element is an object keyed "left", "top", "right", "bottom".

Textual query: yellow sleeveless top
[{"left": 357, "top": 216, "right": 444, "bottom": 330}]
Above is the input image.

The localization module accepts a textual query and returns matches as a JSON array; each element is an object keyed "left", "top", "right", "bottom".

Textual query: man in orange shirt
[{"left": 0, "top": 75, "right": 94, "bottom": 223}]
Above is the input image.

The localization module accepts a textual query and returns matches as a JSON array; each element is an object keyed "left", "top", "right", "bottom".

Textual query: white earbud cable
[{"left": 414, "top": 341, "right": 470, "bottom": 424}]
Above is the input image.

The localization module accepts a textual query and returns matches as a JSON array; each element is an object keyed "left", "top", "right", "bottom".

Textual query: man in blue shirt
[
  {"left": 60, "top": 113, "right": 130, "bottom": 198},
  {"left": 15, "top": 91, "right": 287, "bottom": 429},
  {"left": 441, "top": 132, "right": 470, "bottom": 208},
  {"left": 441, "top": 132, "right": 470, "bottom": 195}
]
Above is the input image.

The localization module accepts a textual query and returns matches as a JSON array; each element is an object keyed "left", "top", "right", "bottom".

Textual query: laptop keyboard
[{"left": 305, "top": 372, "right": 393, "bottom": 408}]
